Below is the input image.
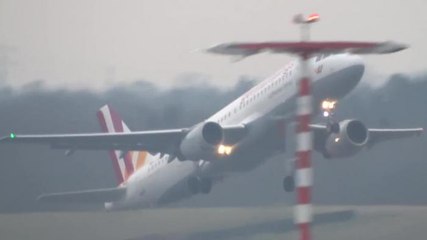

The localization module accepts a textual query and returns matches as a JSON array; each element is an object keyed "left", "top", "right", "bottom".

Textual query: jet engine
[
  {"left": 323, "top": 119, "right": 369, "bottom": 159},
  {"left": 179, "top": 122, "right": 246, "bottom": 161},
  {"left": 179, "top": 122, "right": 222, "bottom": 161}
]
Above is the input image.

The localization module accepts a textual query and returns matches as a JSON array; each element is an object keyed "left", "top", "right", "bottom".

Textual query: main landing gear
[
  {"left": 188, "top": 177, "right": 212, "bottom": 194},
  {"left": 283, "top": 157, "right": 296, "bottom": 192},
  {"left": 283, "top": 175, "right": 295, "bottom": 192}
]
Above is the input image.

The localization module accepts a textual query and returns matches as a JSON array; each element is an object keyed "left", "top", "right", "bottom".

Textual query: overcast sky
[{"left": 0, "top": 0, "right": 426, "bottom": 90}]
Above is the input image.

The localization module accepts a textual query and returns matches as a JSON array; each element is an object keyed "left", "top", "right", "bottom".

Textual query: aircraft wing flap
[
  {"left": 0, "top": 129, "right": 188, "bottom": 153},
  {"left": 37, "top": 187, "right": 126, "bottom": 203}
]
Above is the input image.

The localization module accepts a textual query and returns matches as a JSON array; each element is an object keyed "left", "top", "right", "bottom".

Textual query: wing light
[{"left": 9, "top": 133, "right": 16, "bottom": 139}]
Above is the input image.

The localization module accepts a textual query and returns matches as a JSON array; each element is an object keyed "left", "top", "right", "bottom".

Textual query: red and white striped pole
[
  {"left": 206, "top": 12, "right": 408, "bottom": 240},
  {"left": 294, "top": 53, "right": 313, "bottom": 240},
  {"left": 293, "top": 13, "right": 318, "bottom": 240}
]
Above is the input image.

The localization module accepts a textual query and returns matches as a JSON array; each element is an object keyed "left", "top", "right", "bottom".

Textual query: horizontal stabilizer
[{"left": 37, "top": 187, "right": 126, "bottom": 203}]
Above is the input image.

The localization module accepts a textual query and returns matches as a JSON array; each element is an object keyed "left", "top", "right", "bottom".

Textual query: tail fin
[{"left": 97, "top": 105, "right": 149, "bottom": 185}]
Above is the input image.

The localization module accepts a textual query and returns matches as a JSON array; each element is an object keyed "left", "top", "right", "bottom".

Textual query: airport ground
[{"left": 0, "top": 205, "right": 426, "bottom": 240}]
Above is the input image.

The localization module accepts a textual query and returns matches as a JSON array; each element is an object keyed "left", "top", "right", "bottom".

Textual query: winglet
[{"left": 417, "top": 128, "right": 424, "bottom": 136}]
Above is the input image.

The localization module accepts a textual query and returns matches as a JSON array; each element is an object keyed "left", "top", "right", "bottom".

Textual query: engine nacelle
[
  {"left": 323, "top": 119, "right": 369, "bottom": 159},
  {"left": 179, "top": 122, "right": 223, "bottom": 161}
]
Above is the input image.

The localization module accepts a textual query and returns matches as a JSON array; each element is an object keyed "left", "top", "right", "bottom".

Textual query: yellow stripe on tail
[{"left": 132, "top": 151, "right": 148, "bottom": 170}]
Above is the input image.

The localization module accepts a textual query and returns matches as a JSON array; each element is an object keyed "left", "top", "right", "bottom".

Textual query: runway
[{"left": 0, "top": 206, "right": 426, "bottom": 240}]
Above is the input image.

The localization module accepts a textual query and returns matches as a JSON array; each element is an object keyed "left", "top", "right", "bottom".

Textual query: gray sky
[{"left": 0, "top": 0, "right": 426, "bottom": 90}]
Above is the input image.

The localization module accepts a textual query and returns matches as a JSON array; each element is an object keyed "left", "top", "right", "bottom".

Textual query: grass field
[{"left": 0, "top": 205, "right": 426, "bottom": 240}]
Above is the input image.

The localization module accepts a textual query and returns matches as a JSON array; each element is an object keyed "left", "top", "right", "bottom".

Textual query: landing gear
[
  {"left": 187, "top": 177, "right": 212, "bottom": 195},
  {"left": 328, "top": 122, "right": 340, "bottom": 134},
  {"left": 188, "top": 177, "right": 200, "bottom": 194},
  {"left": 199, "top": 178, "right": 212, "bottom": 194},
  {"left": 322, "top": 99, "right": 340, "bottom": 134},
  {"left": 283, "top": 157, "right": 296, "bottom": 192},
  {"left": 283, "top": 175, "right": 295, "bottom": 192}
]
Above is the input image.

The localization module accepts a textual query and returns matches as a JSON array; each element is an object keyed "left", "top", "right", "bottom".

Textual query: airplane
[{"left": 0, "top": 53, "right": 423, "bottom": 210}]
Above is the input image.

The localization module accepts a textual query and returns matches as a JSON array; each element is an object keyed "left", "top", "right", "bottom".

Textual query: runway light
[
  {"left": 10, "top": 133, "right": 16, "bottom": 139},
  {"left": 217, "top": 144, "right": 233, "bottom": 156},
  {"left": 334, "top": 137, "right": 340, "bottom": 143}
]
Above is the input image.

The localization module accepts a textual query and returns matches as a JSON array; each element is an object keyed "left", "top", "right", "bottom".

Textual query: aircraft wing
[
  {"left": 310, "top": 124, "right": 423, "bottom": 147},
  {"left": 37, "top": 187, "right": 126, "bottom": 203},
  {"left": 366, "top": 128, "right": 423, "bottom": 147},
  {"left": 0, "top": 128, "right": 189, "bottom": 154}
]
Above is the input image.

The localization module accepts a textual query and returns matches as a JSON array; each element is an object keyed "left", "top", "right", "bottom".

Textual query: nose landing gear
[{"left": 322, "top": 99, "right": 339, "bottom": 134}]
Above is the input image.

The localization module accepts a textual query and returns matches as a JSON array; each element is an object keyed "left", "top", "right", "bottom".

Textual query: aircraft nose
[
  {"left": 313, "top": 54, "right": 365, "bottom": 100},
  {"left": 337, "top": 55, "right": 365, "bottom": 96},
  {"left": 332, "top": 54, "right": 365, "bottom": 83},
  {"left": 348, "top": 55, "right": 364, "bottom": 71},
  {"left": 346, "top": 55, "right": 365, "bottom": 81}
]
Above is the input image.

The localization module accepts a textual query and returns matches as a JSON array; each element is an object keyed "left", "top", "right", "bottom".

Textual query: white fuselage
[{"left": 106, "top": 54, "right": 365, "bottom": 210}]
